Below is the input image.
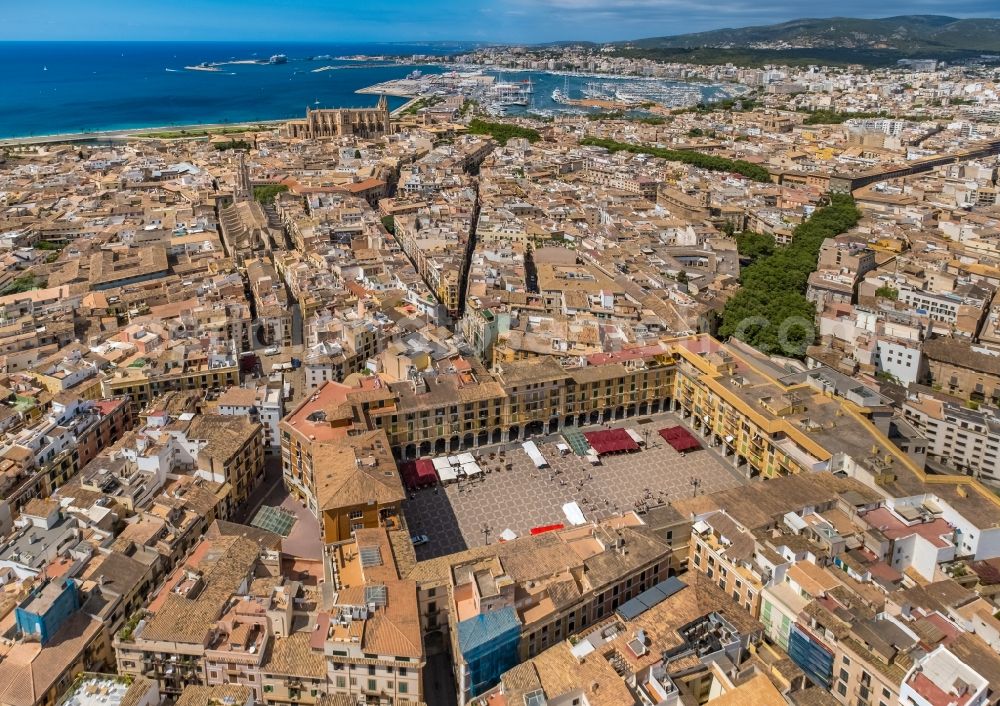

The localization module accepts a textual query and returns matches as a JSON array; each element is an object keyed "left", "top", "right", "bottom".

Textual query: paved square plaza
[{"left": 404, "top": 412, "right": 747, "bottom": 560}]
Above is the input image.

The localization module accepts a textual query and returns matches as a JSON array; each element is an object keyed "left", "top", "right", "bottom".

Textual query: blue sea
[
  {"left": 0, "top": 42, "right": 735, "bottom": 139},
  {"left": 0, "top": 42, "right": 469, "bottom": 138}
]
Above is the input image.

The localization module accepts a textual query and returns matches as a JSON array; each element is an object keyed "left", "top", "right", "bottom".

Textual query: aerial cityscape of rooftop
[{"left": 3, "top": 4, "right": 1000, "bottom": 706}]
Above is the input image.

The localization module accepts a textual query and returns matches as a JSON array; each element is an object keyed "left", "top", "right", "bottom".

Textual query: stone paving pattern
[{"left": 405, "top": 412, "right": 746, "bottom": 560}]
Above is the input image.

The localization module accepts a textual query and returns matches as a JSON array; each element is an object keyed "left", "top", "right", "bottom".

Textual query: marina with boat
[{"left": 356, "top": 68, "right": 742, "bottom": 119}]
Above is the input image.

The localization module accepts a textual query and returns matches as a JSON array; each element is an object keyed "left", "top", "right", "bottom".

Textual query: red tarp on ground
[
  {"left": 659, "top": 426, "right": 701, "bottom": 453},
  {"left": 401, "top": 460, "right": 438, "bottom": 489},
  {"left": 530, "top": 523, "right": 565, "bottom": 536},
  {"left": 584, "top": 428, "right": 640, "bottom": 455}
]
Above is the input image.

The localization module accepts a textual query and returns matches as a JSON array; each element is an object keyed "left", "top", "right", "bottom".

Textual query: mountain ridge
[{"left": 617, "top": 15, "right": 1000, "bottom": 54}]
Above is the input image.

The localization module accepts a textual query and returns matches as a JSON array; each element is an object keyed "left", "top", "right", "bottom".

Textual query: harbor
[{"left": 355, "top": 68, "right": 744, "bottom": 119}]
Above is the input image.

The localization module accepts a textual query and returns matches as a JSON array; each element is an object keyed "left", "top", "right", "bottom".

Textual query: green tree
[
  {"left": 719, "top": 195, "right": 860, "bottom": 357},
  {"left": 735, "top": 232, "right": 775, "bottom": 263},
  {"left": 466, "top": 119, "right": 540, "bottom": 145},
  {"left": 579, "top": 136, "right": 772, "bottom": 183},
  {"left": 215, "top": 139, "right": 252, "bottom": 151},
  {"left": 1, "top": 273, "right": 44, "bottom": 295},
  {"left": 252, "top": 184, "right": 289, "bottom": 204}
]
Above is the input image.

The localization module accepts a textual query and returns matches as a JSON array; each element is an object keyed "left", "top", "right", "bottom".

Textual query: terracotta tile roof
[
  {"left": 263, "top": 632, "right": 326, "bottom": 678},
  {"left": 186, "top": 414, "right": 261, "bottom": 463},
  {"left": 709, "top": 673, "right": 786, "bottom": 705},
  {"left": 139, "top": 535, "right": 260, "bottom": 644},
  {"left": 0, "top": 613, "right": 103, "bottom": 706},
  {"left": 923, "top": 338, "right": 1000, "bottom": 375},
  {"left": 119, "top": 677, "right": 158, "bottom": 706},
  {"left": 174, "top": 684, "right": 254, "bottom": 706},
  {"left": 528, "top": 639, "right": 632, "bottom": 706},
  {"left": 360, "top": 580, "right": 423, "bottom": 660},
  {"left": 313, "top": 431, "right": 405, "bottom": 511}
]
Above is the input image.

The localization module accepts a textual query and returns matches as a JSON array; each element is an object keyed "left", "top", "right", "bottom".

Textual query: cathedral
[{"left": 284, "top": 96, "right": 391, "bottom": 140}]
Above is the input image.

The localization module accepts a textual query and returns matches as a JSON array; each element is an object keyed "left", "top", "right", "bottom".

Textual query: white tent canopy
[
  {"left": 461, "top": 461, "right": 483, "bottom": 478},
  {"left": 436, "top": 465, "right": 459, "bottom": 483},
  {"left": 562, "top": 501, "right": 587, "bottom": 526},
  {"left": 522, "top": 440, "right": 548, "bottom": 468}
]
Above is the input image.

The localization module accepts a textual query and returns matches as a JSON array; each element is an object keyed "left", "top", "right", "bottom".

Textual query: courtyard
[{"left": 403, "top": 411, "right": 747, "bottom": 560}]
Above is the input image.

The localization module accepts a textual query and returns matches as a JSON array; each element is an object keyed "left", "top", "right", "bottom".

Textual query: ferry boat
[{"left": 269, "top": 54, "right": 288, "bottom": 65}]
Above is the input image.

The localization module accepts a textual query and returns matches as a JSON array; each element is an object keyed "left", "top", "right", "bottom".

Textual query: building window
[
  {"left": 399, "top": 683, "right": 408, "bottom": 694},
  {"left": 368, "top": 679, "right": 377, "bottom": 691}
]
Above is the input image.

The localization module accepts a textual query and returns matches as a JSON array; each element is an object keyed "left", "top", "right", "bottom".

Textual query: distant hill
[{"left": 619, "top": 15, "right": 1000, "bottom": 55}]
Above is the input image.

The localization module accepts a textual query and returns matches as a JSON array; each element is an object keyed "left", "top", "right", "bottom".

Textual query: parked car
[
  {"left": 410, "top": 534, "right": 429, "bottom": 546},
  {"left": 264, "top": 346, "right": 280, "bottom": 356}
]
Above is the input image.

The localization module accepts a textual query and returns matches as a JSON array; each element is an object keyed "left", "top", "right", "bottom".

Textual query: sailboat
[{"left": 552, "top": 76, "right": 570, "bottom": 104}]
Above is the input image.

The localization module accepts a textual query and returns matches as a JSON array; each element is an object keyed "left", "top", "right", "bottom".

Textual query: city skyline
[
  {"left": 3, "top": 0, "right": 999, "bottom": 43},
  {"left": 3, "top": 9, "right": 1000, "bottom": 706}
]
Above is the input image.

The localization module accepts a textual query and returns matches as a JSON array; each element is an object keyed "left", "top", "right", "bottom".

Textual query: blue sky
[{"left": 4, "top": 0, "right": 997, "bottom": 43}]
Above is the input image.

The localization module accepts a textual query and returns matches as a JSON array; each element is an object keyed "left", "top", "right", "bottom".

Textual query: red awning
[
  {"left": 659, "top": 426, "right": 701, "bottom": 453},
  {"left": 530, "top": 523, "right": 564, "bottom": 536},
  {"left": 584, "top": 428, "right": 640, "bottom": 455},
  {"left": 414, "top": 459, "right": 438, "bottom": 486},
  {"left": 401, "top": 460, "right": 438, "bottom": 489}
]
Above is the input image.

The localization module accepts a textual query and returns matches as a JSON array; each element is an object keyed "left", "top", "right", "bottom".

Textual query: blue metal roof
[{"left": 616, "top": 576, "right": 686, "bottom": 621}]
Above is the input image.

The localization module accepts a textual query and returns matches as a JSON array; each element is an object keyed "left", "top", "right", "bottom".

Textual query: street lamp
[
  {"left": 689, "top": 476, "right": 701, "bottom": 497},
  {"left": 481, "top": 522, "right": 493, "bottom": 546}
]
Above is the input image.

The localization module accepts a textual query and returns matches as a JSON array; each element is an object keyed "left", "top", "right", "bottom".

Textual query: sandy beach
[{"left": 0, "top": 119, "right": 287, "bottom": 147}]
